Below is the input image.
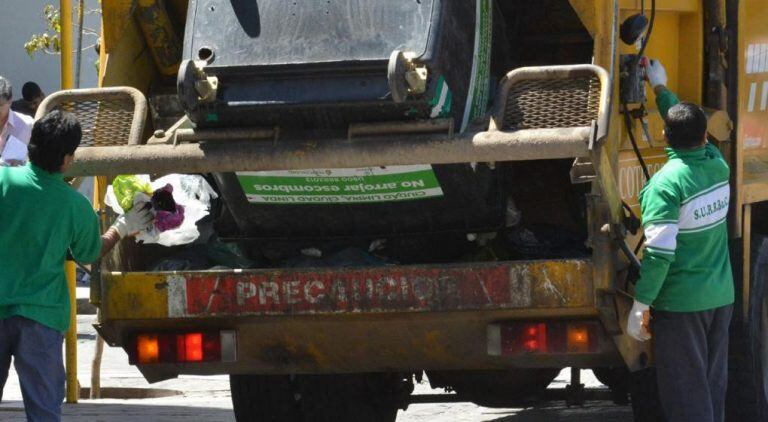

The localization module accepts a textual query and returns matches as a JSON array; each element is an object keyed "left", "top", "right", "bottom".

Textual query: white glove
[
  {"left": 112, "top": 203, "right": 154, "bottom": 238},
  {"left": 627, "top": 300, "right": 651, "bottom": 341},
  {"left": 645, "top": 59, "right": 668, "bottom": 89}
]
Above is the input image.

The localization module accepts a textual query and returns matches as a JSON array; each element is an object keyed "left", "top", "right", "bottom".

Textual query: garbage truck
[{"left": 45, "top": 0, "right": 768, "bottom": 420}]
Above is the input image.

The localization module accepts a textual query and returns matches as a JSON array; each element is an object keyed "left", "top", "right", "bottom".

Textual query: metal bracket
[
  {"left": 569, "top": 121, "right": 599, "bottom": 184},
  {"left": 602, "top": 223, "right": 641, "bottom": 271},
  {"left": 388, "top": 50, "right": 428, "bottom": 103},
  {"left": 569, "top": 157, "right": 597, "bottom": 184},
  {"left": 190, "top": 60, "right": 218, "bottom": 102},
  {"left": 195, "top": 75, "right": 219, "bottom": 103},
  {"left": 565, "top": 368, "right": 586, "bottom": 406},
  {"left": 405, "top": 66, "right": 428, "bottom": 95}
]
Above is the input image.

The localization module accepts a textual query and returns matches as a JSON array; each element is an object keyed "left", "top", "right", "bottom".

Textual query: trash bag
[
  {"left": 106, "top": 174, "right": 218, "bottom": 247},
  {"left": 150, "top": 245, "right": 212, "bottom": 271},
  {"left": 108, "top": 175, "right": 152, "bottom": 213},
  {"left": 206, "top": 236, "right": 260, "bottom": 269},
  {"left": 285, "top": 246, "right": 388, "bottom": 268},
  {"left": 505, "top": 224, "right": 588, "bottom": 259}
]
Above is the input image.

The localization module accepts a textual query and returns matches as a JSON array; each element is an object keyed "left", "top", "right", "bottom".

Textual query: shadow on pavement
[
  {"left": 0, "top": 401, "right": 235, "bottom": 422},
  {"left": 0, "top": 400, "right": 632, "bottom": 422},
  {"left": 489, "top": 402, "right": 633, "bottom": 421}
]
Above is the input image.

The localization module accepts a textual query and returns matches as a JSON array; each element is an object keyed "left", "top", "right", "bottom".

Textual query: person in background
[
  {"left": 0, "top": 76, "right": 33, "bottom": 166},
  {"left": 11, "top": 82, "right": 45, "bottom": 118},
  {"left": 626, "top": 59, "right": 733, "bottom": 422},
  {"left": 0, "top": 111, "right": 154, "bottom": 421}
]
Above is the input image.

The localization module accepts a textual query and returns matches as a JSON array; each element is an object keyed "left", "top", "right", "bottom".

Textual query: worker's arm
[
  {"left": 654, "top": 85, "right": 680, "bottom": 118},
  {"left": 634, "top": 180, "right": 680, "bottom": 306},
  {"left": 627, "top": 179, "right": 680, "bottom": 341},
  {"left": 99, "top": 228, "right": 122, "bottom": 259},
  {"left": 648, "top": 60, "right": 722, "bottom": 159},
  {"left": 646, "top": 59, "right": 681, "bottom": 118}
]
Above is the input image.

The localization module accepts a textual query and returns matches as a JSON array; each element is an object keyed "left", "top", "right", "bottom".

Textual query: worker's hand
[
  {"left": 645, "top": 59, "right": 668, "bottom": 89},
  {"left": 627, "top": 300, "right": 651, "bottom": 341},
  {"left": 112, "top": 203, "right": 154, "bottom": 238}
]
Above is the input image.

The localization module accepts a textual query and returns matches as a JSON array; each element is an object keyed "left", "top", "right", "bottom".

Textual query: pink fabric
[
  {"left": 151, "top": 184, "right": 186, "bottom": 232},
  {"left": 154, "top": 204, "right": 185, "bottom": 232}
]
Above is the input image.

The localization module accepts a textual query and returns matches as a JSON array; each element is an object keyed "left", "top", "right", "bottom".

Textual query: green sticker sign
[
  {"left": 461, "top": 0, "right": 493, "bottom": 133},
  {"left": 236, "top": 165, "right": 444, "bottom": 204}
]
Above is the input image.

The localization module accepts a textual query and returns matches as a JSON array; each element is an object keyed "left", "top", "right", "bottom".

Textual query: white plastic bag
[{"left": 105, "top": 174, "right": 218, "bottom": 246}]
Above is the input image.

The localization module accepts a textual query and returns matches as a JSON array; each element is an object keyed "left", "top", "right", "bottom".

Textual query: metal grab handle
[
  {"left": 35, "top": 87, "right": 148, "bottom": 146},
  {"left": 490, "top": 64, "right": 611, "bottom": 145}
]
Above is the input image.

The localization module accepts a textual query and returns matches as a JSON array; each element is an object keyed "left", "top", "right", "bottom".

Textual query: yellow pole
[
  {"left": 89, "top": 21, "right": 111, "bottom": 401},
  {"left": 61, "top": 0, "right": 74, "bottom": 90},
  {"left": 90, "top": 176, "right": 108, "bottom": 399},
  {"left": 65, "top": 261, "right": 79, "bottom": 403},
  {"left": 61, "top": 0, "right": 78, "bottom": 404}
]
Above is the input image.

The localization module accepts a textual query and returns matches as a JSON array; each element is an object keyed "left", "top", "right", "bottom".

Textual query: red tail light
[
  {"left": 178, "top": 333, "right": 203, "bottom": 362},
  {"left": 130, "top": 331, "right": 236, "bottom": 364},
  {"left": 488, "top": 321, "right": 601, "bottom": 356},
  {"left": 521, "top": 323, "right": 547, "bottom": 352}
]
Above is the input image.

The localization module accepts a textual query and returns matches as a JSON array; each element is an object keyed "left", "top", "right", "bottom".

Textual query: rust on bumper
[
  {"left": 102, "top": 259, "right": 593, "bottom": 320},
  {"left": 99, "top": 259, "right": 613, "bottom": 376}
]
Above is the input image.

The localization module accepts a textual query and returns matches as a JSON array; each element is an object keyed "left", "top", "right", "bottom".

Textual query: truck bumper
[{"left": 96, "top": 259, "right": 623, "bottom": 379}]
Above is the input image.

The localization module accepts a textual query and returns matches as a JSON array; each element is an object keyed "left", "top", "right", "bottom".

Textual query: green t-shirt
[
  {"left": 635, "top": 89, "right": 735, "bottom": 311},
  {"left": 0, "top": 163, "right": 101, "bottom": 332}
]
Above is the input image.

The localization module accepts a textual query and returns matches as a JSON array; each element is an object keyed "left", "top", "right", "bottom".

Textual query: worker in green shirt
[
  {"left": 626, "top": 59, "right": 734, "bottom": 422},
  {"left": 0, "top": 111, "right": 153, "bottom": 421}
]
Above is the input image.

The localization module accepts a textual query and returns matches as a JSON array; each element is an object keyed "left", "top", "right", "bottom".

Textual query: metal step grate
[
  {"left": 35, "top": 87, "right": 148, "bottom": 147},
  {"left": 502, "top": 76, "right": 601, "bottom": 131},
  {"left": 490, "top": 65, "right": 609, "bottom": 138},
  {"left": 56, "top": 98, "right": 135, "bottom": 146}
]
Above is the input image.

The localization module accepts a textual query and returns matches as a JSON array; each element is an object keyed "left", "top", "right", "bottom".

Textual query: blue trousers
[
  {"left": 0, "top": 316, "right": 65, "bottom": 422},
  {"left": 654, "top": 305, "right": 733, "bottom": 422}
]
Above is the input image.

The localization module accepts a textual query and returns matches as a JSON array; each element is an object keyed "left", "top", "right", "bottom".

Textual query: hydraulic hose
[
  {"left": 625, "top": 0, "right": 657, "bottom": 258},
  {"left": 635, "top": 0, "right": 656, "bottom": 68},
  {"left": 622, "top": 102, "right": 652, "bottom": 181},
  {"left": 622, "top": 101, "right": 653, "bottom": 257}
]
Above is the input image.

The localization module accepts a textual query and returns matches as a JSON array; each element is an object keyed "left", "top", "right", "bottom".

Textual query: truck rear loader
[{"left": 44, "top": 0, "right": 768, "bottom": 420}]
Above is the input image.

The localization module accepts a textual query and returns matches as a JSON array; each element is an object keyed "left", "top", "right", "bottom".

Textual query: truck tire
[
  {"left": 230, "top": 374, "right": 301, "bottom": 422},
  {"left": 426, "top": 369, "right": 560, "bottom": 407},
  {"left": 230, "top": 373, "right": 408, "bottom": 422},
  {"left": 295, "top": 374, "right": 406, "bottom": 422},
  {"left": 726, "top": 236, "right": 768, "bottom": 421}
]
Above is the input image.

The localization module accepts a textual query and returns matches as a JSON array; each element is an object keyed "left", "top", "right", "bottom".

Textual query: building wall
[
  {"left": 0, "top": 0, "right": 102, "bottom": 201},
  {"left": 0, "top": 0, "right": 101, "bottom": 96}
]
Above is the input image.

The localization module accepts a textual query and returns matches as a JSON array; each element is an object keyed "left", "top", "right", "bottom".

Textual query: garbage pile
[{"left": 105, "top": 174, "right": 217, "bottom": 246}]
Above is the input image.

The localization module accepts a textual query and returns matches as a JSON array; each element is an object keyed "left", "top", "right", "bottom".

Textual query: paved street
[{"left": 0, "top": 314, "right": 633, "bottom": 421}]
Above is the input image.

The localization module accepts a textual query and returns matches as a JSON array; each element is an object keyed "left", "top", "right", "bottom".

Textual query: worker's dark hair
[
  {"left": 0, "top": 76, "right": 12, "bottom": 103},
  {"left": 21, "top": 82, "right": 42, "bottom": 102},
  {"left": 28, "top": 110, "right": 82, "bottom": 173},
  {"left": 664, "top": 102, "right": 707, "bottom": 149}
]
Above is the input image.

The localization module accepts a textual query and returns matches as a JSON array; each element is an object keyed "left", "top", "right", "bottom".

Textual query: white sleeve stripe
[
  {"left": 646, "top": 246, "right": 676, "bottom": 255},
  {"left": 644, "top": 223, "right": 679, "bottom": 252}
]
